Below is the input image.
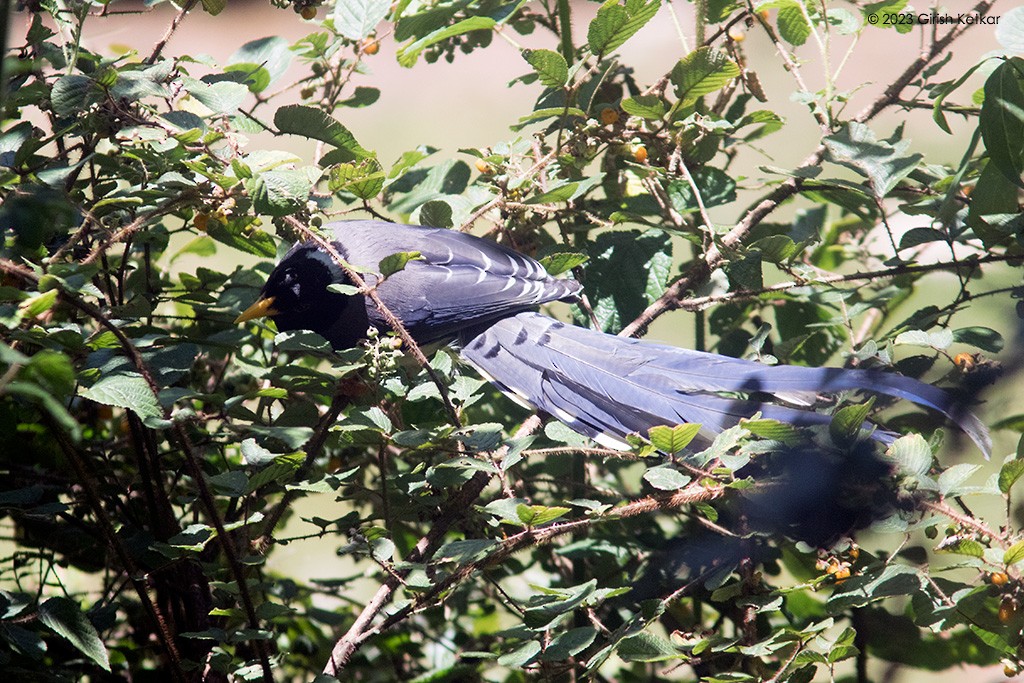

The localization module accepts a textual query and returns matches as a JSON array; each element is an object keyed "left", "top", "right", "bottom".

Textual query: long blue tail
[{"left": 460, "top": 312, "right": 991, "bottom": 456}]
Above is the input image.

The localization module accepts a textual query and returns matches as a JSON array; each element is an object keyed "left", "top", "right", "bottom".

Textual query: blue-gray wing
[
  {"left": 328, "top": 221, "right": 580, "bottom": 342},
  {"left": 461, "top": 312, "right": 991, "bottom": 456}
]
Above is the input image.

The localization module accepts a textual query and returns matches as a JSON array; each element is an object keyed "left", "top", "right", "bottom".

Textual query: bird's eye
[{"left": 282, "top": 269, "right": 297, "bottom": 285}]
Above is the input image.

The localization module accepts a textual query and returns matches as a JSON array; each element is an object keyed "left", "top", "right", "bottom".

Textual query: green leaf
[
  {"left": 648, "top": 423, "right": 701, "bottom": 454},
  {"left": 38, "top": 598, "right": 110, "bottom": 671},
  {"left": 81, "top": 374, "right": 162, "bottom": 420},
  {"left": 967, "top": 158, "right": 1022, "bottom": 246},
  {"left": 935, "top": 536, "right": 985, "bottom": 558},
  {"left": 539, "top": 251, "right": 588, "bottom": 275},
  {"left": 887, "top": 434, "right": 933, "bottom": 478},
  {"left": 245, "top": 169, "right": 317, "bottom": 216},
  {"left": 227, "top": 37, "right": 293, "bottom": 93},
  {"left": 417, "top": 199, "right": 453, "bottom": 228},
  {"left": 829, "top": 399, "right": 874, "bottom": 446},
  {"left": 823, "top": 122, "right": 923, "bottom": 196},
  {"left": 398, "top": 16, "right": 497, "bottom": 67},
  {"left": 20, "top": 289, "right": 58, "bottom": 318},
  {"left": 1004, "top": 539, "right": 1024, "bottom": 565},
  {"left": 497, "top": 640, "right": 541, "bottom": 667},
  {"left": 542, "top": 627, "right": 598, "bottom": 661},
  {"left": 587, "top": 0, "right": 660, "bottom": 57},
  {"left": 516, "top": 504, "right": 571, "bottom": 526},
  {"left": 621, "top": 94, "right": 666, "bottom": 120},
  {"left": 932, "top": 60, "right": 990, "bottom": 134},
  {"left": 579, "top": 230, "right": 672, "bottom": 332},
  {"left": 937, "top": 464, "right": 980, "bottom": 497},
  {"left": 201, "top": 0, "right": 226, "bottom": 14},
  {"left": 334, "top": 0, "right": 391, "bottom": 40},
  {"left": 4, "top": 381, "right": 81, "bottom": 440},
  {"left": 894, "top": 328, "right": 954, "bottom": 350},
  {"left": 952, "top": 326, "right": 1004, "bottom": 353},
  {"left": 51, "top": 75, "right": 98, "bottom": 116},
  {"left": 205, "top": 220, "right": 277, "bottom": 257},
  {"left": 511, "top": 106, "right": 588, "bottom": 130},
  {"left": 980, "top": 58, "right": 1024, "bottom": 186},
  {"left": 616, "top": 632, "right": 681, "bottom": 662},
  {"left": 378, "top": 251, "right": 423, "bottom": 277},
  {"left": 999, "top": 444, "right": 1024, "bottom": 494},
  {"left": 182, "top": 77, "right": 248, "bottom": 114},
  {"left": 523, "top": 49, "right": 568, "bottom": 88},
  {"left": 670, "top": 47, "right": 740, "bottom": 106},
  {"left": 643, "top": 466, "right": 692, "bottom": 491},
  {"left": 742, "top": 419, "right": 802, "bottom": 443},
  {"left": 328, "top": 160, "right": 386, "bottom": 199},
  {"left": 275, "top": 105, "right": 373, "bottom": 161},
  {"left": 777, "top": 2, "right": 811, "bottom": 46},
  {"left": 666, "top": 167, "right": 737, "bottom": 213}
]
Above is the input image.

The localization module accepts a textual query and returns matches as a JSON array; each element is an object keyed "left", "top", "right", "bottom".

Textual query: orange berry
[
  {"left": 632, "top": 144, "right": 648, "bottom": 163},
  {"left": 954, "top": 352, "right": 976, "bottom": 370},
  {"left": 194, "top": 212, "right": 209, "bottom": 232},
  {"left": 300, "top": 5, "right": 317, "bottom": 20},
  {"left": 999, "top": 598, "right": 1017, "bottom": 623},
  {"left": 475, "top": 158, "right": 494, "bottom": 174},
  {"left": 991, "top": 572, "right": 1011, "bottom": 586},
  {"left": 361, "top": 38, "right": 380, "bottom": 55},
  {"left": 728, "top": 26, "right": 746, "bottom": 42},
  {"left": 600, "top": 108, "right": 619, "bottom": 125}
]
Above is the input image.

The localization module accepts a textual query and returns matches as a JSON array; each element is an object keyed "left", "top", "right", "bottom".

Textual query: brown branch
[
  {"left": 145, "top": 0, "right": 198, "bottom": 65},
  {"left": 81, "top": 192, "right": 197, "bottom": 266},
  {"left": 369, "top": 482, "right": 727, "bottom": 644},
  {"left": 671, "top": 253, "right": 1010, "bottom": 311}
]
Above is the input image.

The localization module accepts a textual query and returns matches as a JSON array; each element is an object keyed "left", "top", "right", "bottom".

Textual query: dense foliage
[{"left": 1, "top": 0, "right": 1023, "bottom": 680}]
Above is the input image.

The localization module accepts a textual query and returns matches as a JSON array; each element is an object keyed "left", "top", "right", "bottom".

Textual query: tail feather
[{"left": 461, "top": 312, "right": 990, "bottom": 457}]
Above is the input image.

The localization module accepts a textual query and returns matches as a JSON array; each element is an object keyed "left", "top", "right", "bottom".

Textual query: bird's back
[{"left": 326, "top": 221, "right": 581, "bottom": 344}]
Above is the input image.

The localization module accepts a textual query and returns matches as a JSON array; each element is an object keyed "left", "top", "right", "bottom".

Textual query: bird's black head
[{"left": 236, "top": 244, "right": 370, "bottom": 349}]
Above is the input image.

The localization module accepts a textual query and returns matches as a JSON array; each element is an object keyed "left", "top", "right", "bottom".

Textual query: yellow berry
[
  {"left": 728, "top": 26, "right": 746, "bottom": 42},
  {"left": 475, "top": 158, "right": 494, "bottom": 174},
  {"left": 600, "top": 108, "right": 620, "bottom": 125},
  {"left": 300, "top": 5, "right": 317, "bottom": 20}
]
